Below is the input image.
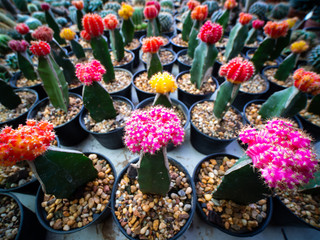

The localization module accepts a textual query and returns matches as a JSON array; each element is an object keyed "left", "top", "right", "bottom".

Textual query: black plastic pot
[
  {"left": 0, "top": 88, "right": 39, "bottom": 129},
  {"left": 109, "top": 68, "right": 133, "bottom": 101},
  {"left": 113, "top": 49, "right": 135, "bottom": 73},
  {"left": 136, "top": 97, "right": 190, "bottom": 151},
  {"left": 0, "top": 192, "right": 47, "bottom": 240},
  {"left": 140, "top": 48, "right": 177, "bottom": 73},
  {"left": 176, "top": 71, "right": 219, "bottom": 109},
  {"left": 189, "top": 100, "right": 245, "bottom": 155},
  {"left": 125, "top": 39, "right": 142, "bottom": 69},
  {"left": 192, "top": 153, "right": 273, "bottom": 237},
  {"left": 176, "top": 49, "right": 191, "bottom": 73},
  {"left": 111, "top": 157, "right": 196, "bottom": 240},
  {"left": 139, "top": 35, "right": 171, "bottom": 49},
  {"left": 162, "top": 26, "right": 176, "bottom": 38},
  {"left": 132, "top": 69, "right": 156, "bottom": 102},
  {"left": 297, "top": 114, "right": 320, "bottom": 142},
  {"left": 27, "top": 93, "right": 88, "bottom": 146},
  {"left": 271, "top": 196, "right": 320, "bottom": 230},
  {"left": 212, "top": 61, "right": 224, "bottom": 82},
  {"left": 170, "top": 34, "right": 187, "bottom": 53},
  {"left": 35, "top": 152, "right": 116, "bottom": 234},
  {"left": 79, "top": 96, "right": 134, "bottom": 149},
  {"left": 134, "top": 29, "right": 146, "bottom": 39},
  {"left": 10, "top": 71, "right": 47, "bottom": 100}
]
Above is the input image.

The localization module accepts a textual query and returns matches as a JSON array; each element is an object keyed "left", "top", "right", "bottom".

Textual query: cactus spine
[{"left": 158, "top": 12, "right": 174, "bottom": 33}]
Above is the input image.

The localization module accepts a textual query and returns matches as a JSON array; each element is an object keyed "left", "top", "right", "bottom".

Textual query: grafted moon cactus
[{"left": 142, "top": 36, "right": 164, "bottom": 78}]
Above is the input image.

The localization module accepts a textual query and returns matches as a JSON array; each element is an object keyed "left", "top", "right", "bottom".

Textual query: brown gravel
[
  {"left": 240, "top": 75, "right": 267, "bottom": 94},
  {"left": 142, "top": 49, "right": 175, "bottom": 65},
  {"left": 42, "top": 154, "right": 114, "bottom": 231},
  {"left": 0, "top": 195, "right": 20, "bottom": 239},
  {"left": 125, "top": 38, "right": 141, "bottom": 51},
  {"left": 215, "top": 37, "right": 229, "bottom": 48},
  {"left": 264, "top": 68, "right": 293, "bottom": 87},
  {"left": 177, "top": 73, "right": 217, "bottom": 95},
  {"left": 100, "top": 70, "right": 131, "bottom": 93},
  {"left": 171, "top": 34, "right": 188, "bottom": 47},
  {"left": 191, "top": 101, "right": 243, "bottom": 139},
  {"left": 178, "top": 53, "right": 193, "bottom": 66},
  {"left": 16, "top": 76, "right": 41, "bottom": 87},
  {"left": 84, "top": 100, "right": 132, "bottom": 133},
  {"left": 114, "top": 163, "right": 193, "bottom": 239},
  {"left": 34, "top": 96, "right": 83, "bottom": 127},
  {"left": 276, "top": 190, "right": 320, "bottom": 228},
  {"left": 133, "top": 71, "right": 157, "bottom": 93},
  {"left": 79, "top": 39, "right": 91, "bottom": 49},
  {"left": 217, "top": 50, "right": 242, "bottom": 64},
  {"left": 245, "top": 41, "right": 260, "bottom": 48},
  {"left": 196, "top": 156, "right": 268, "bottom": 232},
  {"left": 248, "top": 53, "right": 279, "bottom": 67},
  {"left": 110, "top": 50, "right": 133, "bottom": 67},
  {"left": 0, "top": 91, "right": 37, "bottom": 123},
  {"left": 300, "top": 100, "right": 320, "bottom": 127}
]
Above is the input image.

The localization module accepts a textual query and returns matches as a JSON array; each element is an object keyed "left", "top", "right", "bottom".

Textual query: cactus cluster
[
  {"left": 160, "top": 0, "right": 174, "bottom": 9},
  {"left": 202, "top": 0, "right": 219, "bottom": 16},
  {"left": 103, "top": 2, "right": 121, "bottom": 14}
]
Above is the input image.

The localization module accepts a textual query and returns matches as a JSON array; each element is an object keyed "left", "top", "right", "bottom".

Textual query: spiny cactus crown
[
  {"left": 293, "top": 68, "right": 320, "bottom": 95},
  {"left": 15, "top": 23, "right": 29, "bottom": 35},
  {"left": 32, "top": 26, "right": 54, "bottom": 42},
  {"left": 187, "top": 0, "right": 200, "bottom": 10},
  {"left": 30, "top": 41, "right": 51, "bottom": 56},
  {"left": 239, "top": 12, "right": 253, "bottom": 25},
  {"left": 72, "top": 0, "right": 84, "bottom": 10},
  {"left": 290, "top": 40, "right": 309, "bottom": 54},
  {"left": 60, "top": 28, "right": 76, "bottom": 41},
  {"left": 82, "top": 13, "right": 104, "bottom": 37},
  {"left": 80, "top": 30, "right": 91, "bottom": 41},
  {"left": 142, "top": 36, "right": 164, "bottom": 53},
  {"left": 252, "top": 19, "right": 265, "bottom": 29},
  {"left": 75, "top": 60, "right": 106, "bottom": 86},
  {"left": 118, "top": 3, "right": 134, "bottom": 20},
  {"left": 198, "top": 20, "right": 223, "bottom": 44},
  {"left": 224, "top": 0, "right": 237, "bottom": 10},
  {"left": 103, "top": 14, "right": 119, "bottom": 30}
]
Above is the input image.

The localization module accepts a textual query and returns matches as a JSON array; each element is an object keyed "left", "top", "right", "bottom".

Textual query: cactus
[
  {"left": 224, "top": 13, "right": 252, "bottom": 62},
  {"left": 100, "top": 9, "right": 117, "bottom": 18},
  {"left": 31, "top": 11, "right": 46, "bottom": 24},
  {"left": 86, "top": 0, "right": 103, "bottom": 12},
  {"left": 202, "top": 0, "right": 219, "bottom": 16},
  {"left": 245, "top": 19, "right": 265, "bottom": 45},
  {"left": 160, "top": 0, "right": 174, "bottom": 9},
  {"left": 144, "top": 2, "right": 160, "bottom": 36},
  {"left": 211, "top": 0, "right": 237, "bottom": 31},
  {"left": 24, "top": 17, "right": 42, "bottom": 30},
  {"left": 133, "top": 0, "right": 145, "bottom": 6},
  {"left": 104, "top": 2, "right": 121, "bottom": 13},
  {"left": 160, "top": 8, "right": 175, "bottom": 15},
  {"left": 0, "top": 12, "right": 16, "bottom": 28},
  {"left": 56, "top": 17, "right": 68, "bottom": 27},
  {"left": 118, "top": 3, "right": 135, "bottom": 45},
  {"left": 307, "top": 44, "right": 320, "bottom": 73},
  {"left": 124, "top": 107, "right": 184, "bottom": 196},
  {"left": 190, "top": 21, "right": 222, "bottom": 89},
  {"left": 71, "top": 1, "right": 84, "bottom": 31},
  {"left": 182, "top": 0, "right": 199, "bottom": 42},
  {"left": 27, "top": 3, "right": 38, "bottom": 13},
  {"left": 30, "top": 41, "right": 69, "bottom": 112},
  {"left": 158, "top": 12, "right": 174, "bottom": 33},
  {"left": 142, "top": 37, "right": 164, "bottom": 78},
  {"left": 0, "top": 79, "right": 21, "bottom": 110},
  {"left": 8, "top": 40, "right": 38, "bottom": 81},
  {"left": 0, "top": 34, "right": 12, "bottom": 55},
  {"left": 5, "top": 53, "right": 18, "bottom": 70},
  {"left": 249, "top": 1, "right": 269, "bottom": 20},
  {"left": 132, "top": 7, "right": 144, "bottom": 26},
  {"left": 271, "top": 3, "right": 290, "bottom": 20},
  {"left": 60, "top": 28, "right": 85, "bottom": 60},
  {"left": 291, "top": 30, "right": 317, "bottom": 49},
  {"left": 76, "top": 60, "right": 116, "bottom": 121}
]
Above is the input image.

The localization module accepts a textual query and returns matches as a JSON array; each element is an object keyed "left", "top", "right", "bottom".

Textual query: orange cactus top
[{"left": 293, "top": 68, "right": 320, "bottom": 96}]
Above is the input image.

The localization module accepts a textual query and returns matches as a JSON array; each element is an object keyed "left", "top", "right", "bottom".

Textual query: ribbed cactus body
[
  {"left": 160, "top": 8, "right": 175, "bottom": 15},
  {"left": 100, "top": 9, "right": 117, "bottom": 18},
  {"left": 160, "top": 0, "right": 174, "bottom": 9},
  {"left": 31, "top": 11, "right": 46, "bottom": 24},
  {"left": 132, "top": 7, "right": 144, "bottom": 26},
  {"left": 249, "top": 2, "right": 269, "bottom": 20},
  {"left": 202, "top": 0, "right": 219, "bottom": 16},
  {"left": 308, "top": 45, "right": 320, "bottom": 73},
  {"left": 271, "top": 3, "right": 289, "bottom": 20},
  {"left": 104, "top": 2, "right": 121, "bottom": 13},
  {"left": 45, "top": 10, "right": 66, "bottom": 45},
  {"left": 27, "top": 3, "right": 38, "bottom": 13},
  {"left": 17, "top": 51, "right": 38, "bottom": 80},
  {"left": 159, "top": 12, "right": 174, "bottom": 32}
]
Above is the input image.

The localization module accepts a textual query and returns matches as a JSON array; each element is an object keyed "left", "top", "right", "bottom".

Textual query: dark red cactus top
[
  {"left": 32, "top": 26, "right": 54, "bottom": 43},
  {"left": 239, "top": 13, "right": 253, "bottom": 25},
  {"left": 41, "top": 3, "right": 50, "bottom": 11},
  {"left": 293, "top": 68, "right": 320, "bottom": 96},
  {"left": 8, "top": 40, "right": 29, "bottom": 52},
  {"left": 198, "top": 21, "right": 223, "bottom": 44},
  {"left": 187, "top": 0, "right": 200, "bottom": 11},
  {"left": 82, "top": 14, "right": 104, "bottom": 38},
  {"left": 15, "top": 23, "right": 29, "bottom": 35},
  {"left": 146, "top": 1, "right": 161, "bottom": 12},
  {"left": 219, "top": 57, "right": 255, "bottom": 84},
  {"left": 224, "top": 0, "right": 237, "bottom": 10},
  {"left": 30, "top": 41, "right": 51, "bottom": 57},
  {"left": 103, "top": 14, "right": 119, "bottom": 30},
  {"left": 252, "top": 19, "right": 265, "bottom": 29},
  {"left": 144, "top": 5, "right": 159, "bottom": 19},
  {"left": 264, "top": 21, "right": 289, "bottom": 39},
  {"left": 80, "top": 30, "right": 91, "bottom": 41},
  {"left": 191, "top": 5, "right": 208, "bottom": 21},
  {"left": 142, "top": 37, "right": 164, "bottom": 53},
  {"left": 72, "top": 1, "right": 84, "bottom": 10}
]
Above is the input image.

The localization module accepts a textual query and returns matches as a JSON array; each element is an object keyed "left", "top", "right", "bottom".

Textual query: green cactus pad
[
  {"left": 212, "top": 155, "right": 272, "bottom": 205},
  {"left": 70, "top": 39, "right": 86, "bottom": 60},
  {"left": 224, "top": 23, "right": 248, "bottom": 62},
  {"left": 259, "top": 86, "right": 307, "bottom": 119},
  {"left": 34, "top": 148, "right": 98, "bottom": 199},
  {"left": 0, "top": 80, "right": 21, "bottom": 110},
  {"left": 45, "top": 10, "right": 66, "bottom": 45},
  {"left": 308, "top": 94, "right": 320, "bottom": 115},
  {"left": 159, "top": 12, "right": 174, "bottom": 33},
  {"left": 132, "top": 7, "right": 144, "bottom": 26},
  {"left": 17, "top": 52, "right": 38, "bottom": 81},
  {"left": 251, "top": 38, "right": 276, "bottom": 73},
  {"left": 138, "top": 150, "right": 170, "bottom": 196},
  {"left": 245, "top": 28, "right": 257, "bottom": 45},
  {"left": 274, "top": 53, "right": 298, "bottom": 81},
  {"left": 83, "top": 82, "right": 116, "bottom": 122},
  {"left": 122, "top": 18, "right": 135, "bottom": 45},
  {"left": 182, "top": 11, "right": 193, "bottom": 42},
  {"left": 187, "top": 21, "right": 201, "bottom": 59},
  {"left": 110, "top": 28, "right": 124, "bottom": 62},
  {"left": 147, "top": 53, "right": 163, "bottom": 79},
  {"left": 147, "top": 18, "right": 160, "bottom": 37},
  {"left": 91, "top": 36, "right": 115, "bottom": 83},
  {"left": 214, "top": 9, "right": 229, "bottom": 31},
  {"left": 153, "top": 94, "right": 172, "bottom": 108},
  {"left": 300, "top": 171, "right": 320, "bottom": 195}
]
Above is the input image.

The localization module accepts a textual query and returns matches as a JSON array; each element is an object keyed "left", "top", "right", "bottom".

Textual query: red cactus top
[
  {"left": 76, "top": 60, "right": 106, "bottom": 86},
  {"left": 8, "top": 40, "right": 29, "bottom": 52},
  {"left": 15, "top": 23, "right": 29, "bottom": 35},
  {"left": 144, "top": 5, "right": 159, "bottom": 19},
  {"left": 103, "top": 14, "right": 119, "bottom": 30},
  {"left": 80, "top": 30, "right": 91, "bottom": 41},
  {"left": 32, "top": 26, "right": 54, "bottom": 43},
  {"left": 142, "top": 37, "right": 164, "bottom": 53},
  {"left": 252, "top": 19, "right": 265, "bottom": 29},
  {"left": 191, "top": 5, "right": 208, "bottom": 21},
  {"left": 146, "top": 1, "right": 161, "bottom": 12},
  {"left": 41, "top": 3, "right": 50, "bottom": 11},
  {"left": 198, "top": 21, "right": 223, "bottom": 44},
  {"left": 30, "top": 41, "right": 51, "bottom": 57},
  {"left": 293, "top": 68, "right": 320, "bottom": 96},
  {"left": 82, "top": 14, "right": 104, "bottom": 38}
]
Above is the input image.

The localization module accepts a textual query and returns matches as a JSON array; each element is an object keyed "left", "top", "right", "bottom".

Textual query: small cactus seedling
[
  {"left": 118, "top": 3, "right": 135, "bottom": 45},
  {"left": 103, "top": 14, "right": 124, "bottom": 62},
  {"left": 188, "top": 5, "right": 208, "bottom": 59},
  {"left": 8, "top": 40, "right": 38, "bottom": 81},
  {"left": 224, "top": 12, "right": 253, "bottom": 62},
  {"left": 245, "top": 19, "right": 265, "bottom": 45},
  {"left": 307, "top": 44, "right": 320, "bottom": 73},
  {"left": 82, "top": 13, "right": 115, "bottom": 83},
  {"left": 30, "top": 41, "right": 69, "bottom": 112},
  {"left": 0, "top": 120, "right": 98, "bottom": 199},
  {"left": 124, "top": 107, "right": 184, "bottom": 195},
  {"left": 271, "top": 3, "right": 290, "bottom": 20},
  {"left": 259, "top": 68, "right": 320, "bottom": 119},
  {"left": 76, "top": 60, "right": 116, "bottom": 122},
  {"left": 275, "top": 40, "right": 309, "bottom": 81},
  {"left": 144, "top": 1, "right": 160, "bottom": 36},
  {"left": 60, "top": 28, "right": 86, "bottom": 60},
  {"left": 182, "top": 0, "right": 199, "bottom": 42},
  {"left": 213, "top": 57, "right": 255, "bottom": 120},
  {"left": 142, "top": 36, "right": 164, "bottom": 79},
  {"left": 71, "top": 1, "right": 84, "bottom": 31},
  {"left": 212, "top": 118, "right": 318, "bottom": 204},
  {"left": 190, "top": 21, "right": 223, "bottom": 89}
]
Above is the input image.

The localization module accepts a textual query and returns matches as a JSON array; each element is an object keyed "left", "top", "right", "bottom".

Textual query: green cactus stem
[
  {"left": 300, "top": 172, "right": 320, "bottom": 195},
  {"left": 110, "top": 28, "right": 124, "bottom": 62},
  {"left": 122, "top": 18, "right": 134, "bottom": 45},
  {"left": 245, "top": 27, "right": 257, "bottom": 45},
  {"left": 17, "top": 51, "right": 38, "bottom": 80},
  {"left": 307, "top": 94, "right": 320, "bottom": 115},
  {"left": 135, "top": 149, "right": 170, "bottom": 196},
  {"left": 0, "top": 80, "right": 21, "bottom": 110},
  {"left": 90, "top": 36, "right": 115, "bottom": 83},
  {"left": 190, "top": 41, "right": 218, "bottom": 89},
  {"left": 153, "top": 93, "right": 172, "bottom": 108},
  {"left": 147, "top": 18, "right": 160, "bottom": 37},
  {"left": 212, "top": 155, "right": 272, "bottom": 205},
  {"left": 132, "top": 7, "right": 143, "bottom": 26},
  {"left": 187, "top": 21, "right": 201, "bottom": 59},
  {"left": 77, "top": 9, "right": 84, "bottom": 31},
  {"left": 213, "top": 81, "right": 240, "bottom": 119},
  {"left": 259, "top": 86, "right": 307, "bottom": 119},
  {"left": 212, "top": 9, "right": 229, "bottom": 31},
  {"left": 45, "top": 9, "right": 66, "bottom": 45},
  {"left": 158, "top": 12, "right": 173, "bottom": 33},
  {"left": 70, "top": 39, "right": 86, "bottom": 60},
  {"left": 224, "top": 23, "right": 249, "bottom": 62},
  {"left": 182, "top": 10, "right": 193, "bottom": 41},
  {"left": 147, "top": 52, "right": 162, "bottom": 79},
  {"left": 38, "top": 53, "right": 69, "bottom": 112},
  {"left": 274, "top": 53, "right": 298, "bottom": 81},
  {"left": 31, "top": 147, "right": 98, "bottom": 199},
  {"left": 83, "top": 81, "right": 116, "bottom": 122}
]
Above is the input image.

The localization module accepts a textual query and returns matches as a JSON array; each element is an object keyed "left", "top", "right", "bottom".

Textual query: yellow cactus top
[
  {"left": 118, "top": 3, "right": 134, "bottom": 20},
  {"left": 149, "top": 72, "right": 177, "bottom": 94},
  {"left": 60, "top": 28, "right": 76, "bottom": 41},
  {"left": 285, "top": 17, "right": 298, "bottom": 29},
  {"left": 291, "top": 40, "right": 309, "bottom": 53}
]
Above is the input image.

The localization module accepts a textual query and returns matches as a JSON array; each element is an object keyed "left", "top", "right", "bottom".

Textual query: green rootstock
[
  {"left": 224, "top": 23, "right": 248, "bottom": 62},
  {"left": 45, "top": 10, "right": 66, "bottom": 45},
  {"left": 17, "top": 52, "right": 38, "bottom": 80},
  {"left": 122, "top": 18, "right": 134, "bottom": 45},
  {"left": 70, "top": 39, "right": 86, "bottom": 60},
  {"left": 187, "top": 21, "right": 200, "bottom": 59},
  {"left": 110, "top": 29, "right": 124, "bottom": 62},
  {"left": 153, "top": 94, "right": 172, "bottom": 108},
  {"left": 215, "top": 9, "right": 229, "bottom": 31},
  {"left": 147, "top": 53, "right": 162, "bottom": 79},
  {"left": 245, "top": 28, "right": 257, "bottom": 45},
  {"left": 274, "top": 53, "right": 298, "bottom": 81},
  {"left": 182, "top": 10, "right": 192, "bottom": 42},
  {"left": 147, "top": 18, "right": 160, "bottom": 37},
  {"left": 0, "top": 79, "right": 21, "bottom": 110}
]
